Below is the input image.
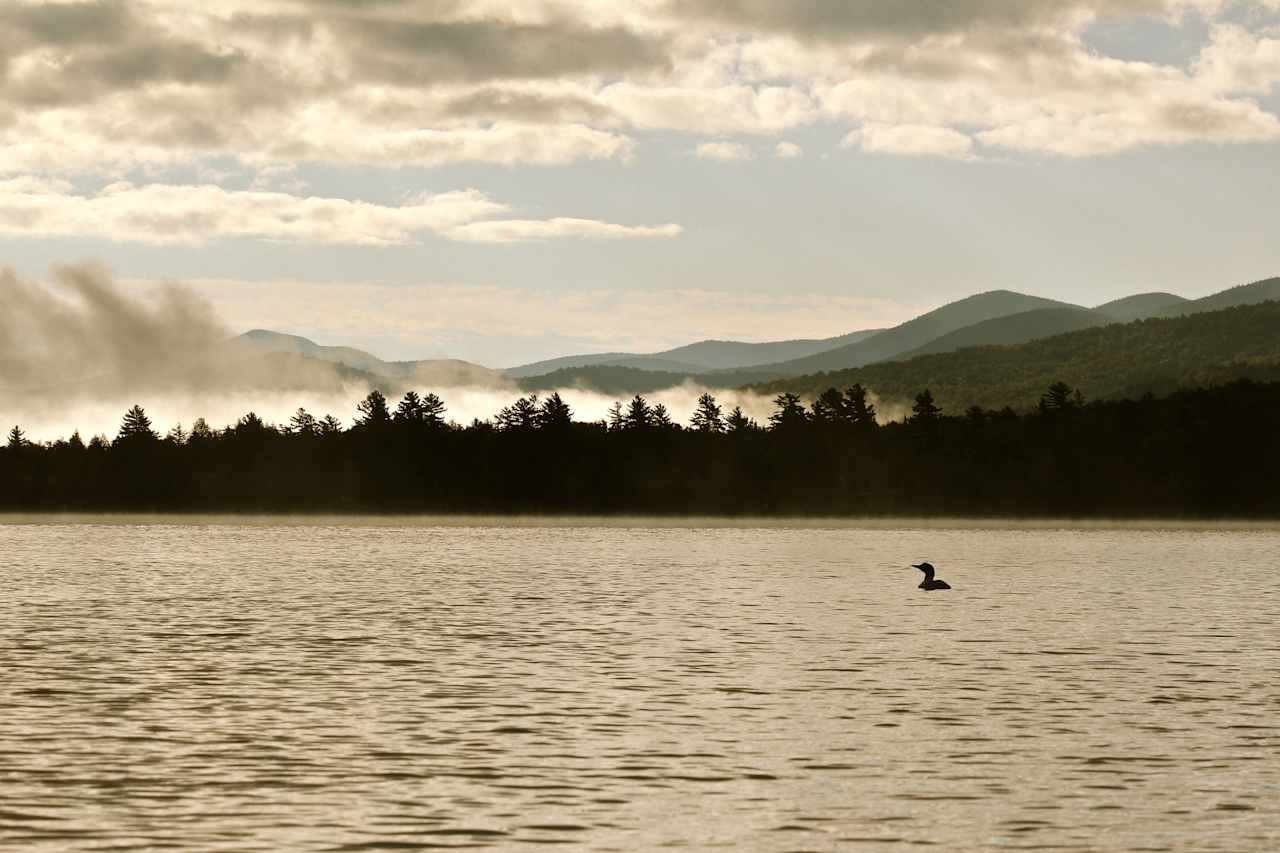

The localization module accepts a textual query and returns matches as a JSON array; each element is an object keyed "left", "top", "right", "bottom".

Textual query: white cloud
[
  {"left": 774, "top": 141, "right": 803, "bottom": 158},
  {"left": 843, "top": 124, "right": 977, "bottom": 159},
  {"left": 446, "top": 218, "right": 682, "bottom": 243},
  {"left": 0, "top": 0, "right": 1275, "bottom": 179},
  {"left": 695, "top": 141, "right": 755, "bottom": 161},
  {"left": 1193, "top": 23, "right": 1280, "bottom": 94},
  {"left": 0, "top": 179, "right": 682, "bottom": 246}
]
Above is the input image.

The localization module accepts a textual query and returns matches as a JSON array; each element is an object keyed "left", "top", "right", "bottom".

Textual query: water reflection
[{"left": 1, "top": 521, "right": 1278, "bottom": 850}]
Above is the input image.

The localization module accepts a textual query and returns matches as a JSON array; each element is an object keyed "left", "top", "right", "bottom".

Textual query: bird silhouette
[{"left": 911, "top": 562, "right": 951, "bottom": 591}]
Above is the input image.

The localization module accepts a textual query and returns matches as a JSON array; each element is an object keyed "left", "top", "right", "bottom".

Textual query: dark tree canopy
[
  {"left": 3, "top": 381, "right": 1279, "bottom": 517},
  {"left": 769, "top": 393, "right": 808, "bottom": 431}
]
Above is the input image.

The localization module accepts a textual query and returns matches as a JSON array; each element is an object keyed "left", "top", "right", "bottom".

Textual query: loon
[{"left": 912, "top": 562, "right": 952, "bottom": 591}]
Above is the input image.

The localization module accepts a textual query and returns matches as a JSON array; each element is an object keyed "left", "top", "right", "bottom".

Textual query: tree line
[{"left": 3, "top": 380, "right": 1279, "bottom": 516}]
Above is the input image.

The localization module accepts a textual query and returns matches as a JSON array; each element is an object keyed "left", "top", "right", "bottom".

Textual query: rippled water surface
[{"left": 2, "top": 518, "right": 1279, "bottom": 851}]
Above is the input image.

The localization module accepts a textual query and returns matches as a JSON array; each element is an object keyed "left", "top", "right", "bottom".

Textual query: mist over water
[{"left": 0, "top": 264, "right": 785, "bottom": 441}]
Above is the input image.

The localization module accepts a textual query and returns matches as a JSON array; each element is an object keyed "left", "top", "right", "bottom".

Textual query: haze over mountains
[
  {"left": 238, "top": 276, "right": 1280, "bottom": 411},
  {"left": 503, "top": 329, "right": 886, "bottom": 378},
  {"left": 236, "top": 329, "right": 504, "bottom": 388}
]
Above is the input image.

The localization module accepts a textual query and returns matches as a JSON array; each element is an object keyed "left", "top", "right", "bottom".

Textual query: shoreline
[{"left": 4, "top": 512, "right": 1280, "bottom": 531}]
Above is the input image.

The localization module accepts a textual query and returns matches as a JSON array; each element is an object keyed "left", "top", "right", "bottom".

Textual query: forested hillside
[{"left": 757, "top": 300, "right": 1280, "bottom": 411}]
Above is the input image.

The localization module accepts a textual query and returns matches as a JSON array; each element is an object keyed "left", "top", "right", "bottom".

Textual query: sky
[{"left": 1, "top": 0, "right": 1279, "bottom": 367}]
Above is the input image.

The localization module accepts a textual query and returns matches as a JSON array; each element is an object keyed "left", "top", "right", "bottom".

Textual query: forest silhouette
[{"left": 3, "top": 380, "right": 1279, "bottom": 516}]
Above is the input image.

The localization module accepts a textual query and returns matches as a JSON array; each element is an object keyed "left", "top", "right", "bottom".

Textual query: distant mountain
[
  {"left": 1094, "top": 293, "right": 1188, "bottom": 322},
  {"left": 756, "top": 299, "right": 1280, "bottom": 412},
  {"left": 900, "top": 307, "right": 1111, "bottom": 359},
  {"left": 504, "top": 353, "right": 715, "bottom": 377},
  {"left": 749, "top": 290, "right": 1078, "bottom": 375},
  {"left": 515, "top": 365, "right": 790, "bottom": 397},
  {"left": 656, "top": 329, "right": 885, "bottom": 371},
  {"left": 236, "top": 330, "right": 506, "bottom": 387},
  {"left": 503, "top": 329, "right": 884, "bottom": 378},
  {"left": 1162, "top": 276, "right": 1280, "bottom": 316}
]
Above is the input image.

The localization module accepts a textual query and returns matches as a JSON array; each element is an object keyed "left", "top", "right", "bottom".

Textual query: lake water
[{"left": 2, "top": 518, "right": 1278, "bottom": 851}]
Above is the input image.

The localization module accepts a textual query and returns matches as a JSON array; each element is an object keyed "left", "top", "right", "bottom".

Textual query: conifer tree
[
  {"left": 6, "top": 425, "right": 25, "bottom": 448},
  {"left": 843, "top": 384, "right": 877, "bottom": 429},
  {"left": 421, "top": 393, "right": 447, "bottom": 428},
  {"left": 394, "top": 391, "right": 425, "bottom": 423},
  {"left": 725, "top": 406, "right": 753, "bottom": 434},
  {"left": 811, "top": 388, "right": 846, "bottom": 424},
  {"left": 607, "top": 402, "right": 625, "bottom": 431},
  {"left": 117, "top": 405, "right": 158, "bottom": 443},
  {"left": 690, "top": 392, "right": 724, "bottom": 433},
  {"left": 538, "top": 393, "right": 573, "bottom": 429},
  {"left": 625, "top": 395, "right": 653, "bottom": 430},
  {"left": 497, "top": 395, "right": 540, "bottom": 431},
  {"left": 290, "top": 408, "right": 319, "bottom": 435},
  {"left": 768, "top": 393, "right": 808, "bottom": 431},
  {"left": 355, "top": 390, "right": 391, "bottom": 427},
  {"left": 190, "top": 418, "right": 214, "bottom": 442},
  {"left": 909, "top": 389, "right": 942, "bottom": 424}
]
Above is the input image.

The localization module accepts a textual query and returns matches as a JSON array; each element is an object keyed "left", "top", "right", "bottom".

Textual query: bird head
[{"left": 911, "top": 562, "right": 935, "bottom": 579}]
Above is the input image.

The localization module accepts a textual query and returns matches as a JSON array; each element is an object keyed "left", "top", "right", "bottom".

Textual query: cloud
[
  {"left": 0, "top": 0, "right": 1276, "bottom": 180},
  {"left": 0, "top": 178, "right": 682, "bottom": 246},
  {"left": 774, "top": 141, "right": 803, "bottom": 158},
  {"left": 1193, "top": 23, "right": 1280, "bottom": 94},
  {"left": 445, "top": 218, "right": 682, "bottom": 243},
  {"left": 695, "top": 141, "right": 754, "bottom": 161},
  {"left": 843, "top": 123, "right": 977, "bottom": 159},
  {"left": 337, "top": 17, "right": 672, "bottom": 84},
  {"left": 664, "top": 1, "right": 1228, "bottom": 41}
]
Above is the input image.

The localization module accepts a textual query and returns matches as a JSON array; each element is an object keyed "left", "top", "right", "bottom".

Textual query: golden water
[{"left": 2, "top": 519, "right": 1277, "bottom": 850}]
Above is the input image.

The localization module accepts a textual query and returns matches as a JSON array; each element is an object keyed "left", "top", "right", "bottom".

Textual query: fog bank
[{"left": 2, "top": 263, "right": 883, "bottom": 442}]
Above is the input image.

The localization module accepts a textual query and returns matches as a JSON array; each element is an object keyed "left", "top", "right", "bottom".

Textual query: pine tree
[
  {"left": 190, "top": 418, "right": 214, "bottom": 442},
  {"left": 421, "top": 393, "right": 447, "bottom": 428},
  {"left": 538, "top": 393, "right": 573, "bottom": 429},
  {"left": 1039, "top": 381, "right": 1082, "bottom": 413},
  {"left": 319, "top": 415, "right": 343, "bottom": 435},
  {"left": 68, "top": 430, "right": 85, "bottom": 451},
  {"left": 290, "top": 408, "right": 319, "bottom": 435},
  {"left": 117, "top": 405, "right": 158, "bottom": 443},
  {"left": 810, "top": 387, "right": 846, "bottom": 424},
  {"left": 625, "top": 395, "right": 652, "bottom": 430},
  {"left": 843, "top": 384, "right": 877, "bottom": 429},
  {"left": 394, "top": 391, "right": 425, "bottom": 423},
  {"left": 607, "top": 402, "right": 625, "bottom": 431},
  {"left": 166, "top": 423, "right": 188, "bottom": 445},
  {"left": 6, "top": 425, "right": 25, "bottom": 448},
  {"left": 497, "top": 395, "right": 540, "bottom": 431},
  {"left": 725, "top": 406, "right": 753, "bottom": 434},
  {"left": 768, "top": 393, "right": 808, "bottom": 431},
  {"left": 690, "top": 392, "right": 724, "bottom": 433},
  {"left": 909, "top": 389, "right": 942, "bottom": 424},
  {"left": 355, "top": 390, "right": 391, "bottom": 427},
  {"left": 651, "top": 403, "right": 675, "bottom": 429},
  {"left": 233, "top": 412, "right": 270, "bottom": 436}
]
